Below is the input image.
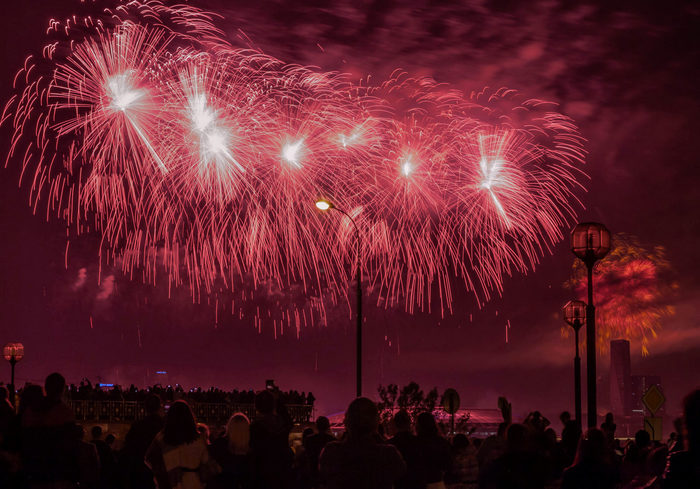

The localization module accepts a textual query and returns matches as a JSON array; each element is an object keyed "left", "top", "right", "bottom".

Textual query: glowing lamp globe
[
  {"left": 3, "top": 343, "right": 24, "bottom": 362},
  {"left": 563, "top": 300, "right": 587, "bottom": 330},
  {"left": 315, "top": 200, "right": 333, "bottom": 211},
  {"left": 571, "top": 222, "right": 611, "bottom": 261}
]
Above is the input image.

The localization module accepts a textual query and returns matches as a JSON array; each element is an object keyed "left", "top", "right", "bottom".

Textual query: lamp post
[
  {"left": 3, "top": 342, "right": 24, "bottom": 409},
  {"left": 563, "top": 300, "right": 586, "bottom": 429},
  {"left": 571, "top": 222, "right": 611, "bottom": 428},
  {"left": 316, "top": 199, "right": 363, "bottom": 397}
]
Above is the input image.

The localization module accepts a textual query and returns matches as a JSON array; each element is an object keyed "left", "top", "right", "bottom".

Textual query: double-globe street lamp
[
  {"left": 3, "top": 342, "right": 24, "bottom": 409},
  {"left": 571, "top": 222, "right": 611, "bottom": 428},
  {"left": 563, "top": 300, "right": 586, "bottom": 429},
  {"left": 315, "top": 199, "right": 363, "bottom": 398}
]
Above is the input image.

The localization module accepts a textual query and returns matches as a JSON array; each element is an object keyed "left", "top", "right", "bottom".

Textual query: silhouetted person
[
  {"left": 560, "top": 411, "right": 571, "bottom": 429},
  {"left": 3, "top": 383, "right": 43, "bottom": 453},
  {"left": 415, "top": 411, "right": 451, "bottom": 487},
  {"left": 561, "top": 428, "right": 619, "bottom": 489},
  {"left": 524, "top": 411, "right": 550, "bottom": 433},
  {"left": 319, "top": 397, "right": 405, "bottom": 489},
  {"left": 91, "top": 425, "right": 117, "bottom": 488},
  {"left": 446, "top": 433, "right": 478, "bottom": 489},
  {"left": 479, "top": 423, "right": 548, "bottom": 489},
  {"left": 146, "top": 400, "right": 219, "bottom": 489},
  {"left": 601, "top": 412, "right": 616, "bottom": 447},
  {"left": 477, "top": 422, "right": 507, "bottom": 470},
  {"left": 560, "top": 419, "right": 582, "bottom": 468},
  {"left": 249, "top": 390, "right": 293, "bottom": 488},
  {"left": 622, "top": 430, "right": 652, "bottom": 483},
  {"left": 209, "top": 413, "right": 251, "bottom": 489},
  {"left": 24, "top": 372, "right": 74, "bottom": 426},
  {"left": 120, "top": 393, "right": 164, "bottom": 489},
  {"left": 668, "top": 417, "right": 684, "bottom": 454},
  {"left": 662, "top": 388, "right": 700, "bottom": 488},
  {"left": 21, "top": 372, "right": 80, "bottom": 488},
  {"left": 75, "top": 424, "right": 101, "bottom": 489},
  {"left": 294, "top": 427, "right": 315, "bottom": 488},
  {"left": 388, "top": 410, "right": 421, "bottom": 489},
  {"left": 304, "top": 416, "right": 335, "bottom": 488},
  {"left": 105, "top": 433, "right": 116, "bottom": 449}
]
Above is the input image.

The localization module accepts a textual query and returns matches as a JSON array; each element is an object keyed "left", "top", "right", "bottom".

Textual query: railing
[{"left": 68, "top": 400, "right": 313, "bottom": 425}]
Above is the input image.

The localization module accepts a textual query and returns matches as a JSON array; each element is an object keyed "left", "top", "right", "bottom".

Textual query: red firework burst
[{"left": 3, "top": 0, "right": 588, "bottom": 330}]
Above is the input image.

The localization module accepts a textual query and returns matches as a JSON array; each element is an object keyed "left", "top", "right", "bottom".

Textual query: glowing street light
[
  {"left": 3, "top": 342, "right": 24, "bottom": 409},
  {"left": 563, "top": 300, "right": 587, "bottom": 429},
  {"left": 315, "top": 199, "right": 332, "bottom": 211},
  {"left": 315, "top": 198, "right": 363, "bottom": 397},
  {"left": 571, "top": 222, "right": 611, "bottom": 428}
]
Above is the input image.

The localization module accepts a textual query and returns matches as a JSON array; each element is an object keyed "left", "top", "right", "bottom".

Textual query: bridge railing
[{"left": 68, "top": 400, "right": 313, "bottom": 425}]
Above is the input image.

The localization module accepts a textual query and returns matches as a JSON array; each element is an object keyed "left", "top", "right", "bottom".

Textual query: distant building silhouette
[
  {"left": 610, "top": 340, "right": 632, "bottom": 416},
  {"left": 609, "top": 340, "right": 664, "bottom": 437}
]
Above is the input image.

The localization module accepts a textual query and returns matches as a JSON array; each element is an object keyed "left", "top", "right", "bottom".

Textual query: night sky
[{"left": 1, "top": 0, "right": 699, "bottom": 424}]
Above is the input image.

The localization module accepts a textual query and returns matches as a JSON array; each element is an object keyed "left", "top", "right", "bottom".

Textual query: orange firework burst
[{"left": 564, "top": 233, "right": 677, "bottom": 355}]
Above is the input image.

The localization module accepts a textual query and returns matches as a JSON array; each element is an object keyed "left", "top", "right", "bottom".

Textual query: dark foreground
[{"left": 1, "top": 373, "right": 698, "bottom": 489}]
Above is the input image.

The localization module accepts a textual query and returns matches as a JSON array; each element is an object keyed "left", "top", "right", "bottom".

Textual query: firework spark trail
[{"left": 3, "top": 0, "right": 588, "bottom": 329}]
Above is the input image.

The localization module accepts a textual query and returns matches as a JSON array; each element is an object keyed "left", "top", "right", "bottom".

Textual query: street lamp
[
  {"left": 3, "top": 342, "right": 24, "bottom": 408},
  {"left": 571, "top": 222, "right": 611, "bottom": 428},
  {"left": 563, "top": 300, "right": 586, "bottom": 429},
  {"left": 315, "top": 199, "right": 363, "bottom": 397}
]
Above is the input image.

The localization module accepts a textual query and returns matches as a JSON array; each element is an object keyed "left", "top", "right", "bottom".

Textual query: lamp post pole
[
  {"left": 316, "top": 200, "right": 363, "bottom": 397},
  {"left": 585, "top": 255, "right": 596, "bottom": 429},
  {"left": 571, "top": 222, "right": 611, "bottom": 429},
  {"left": 573, "top": 318, "right": 582, "bottom": 429},
  {"left": 9, "top": 357, "right": 16, "bottom": 408},
  {"left": 563, "top": 300, "right": 585, "bottom": 429}
]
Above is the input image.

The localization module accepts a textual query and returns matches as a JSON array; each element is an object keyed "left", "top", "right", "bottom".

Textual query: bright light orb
[
  {"left": 188, "top": 94, "right": 216, "bottom": 133},
  {"left": 206, "top": 130, "right": 227, "bottom": 154},
  {"left": 107, "top": 72, "right": 145, "bottom": 112},
  {"left": 400, "top": 155, "right": 414, "bottom": 177},
  {"left": 282, "top": 139, "right": 304, "bottom": 167},
  {"left": 479, "top": 157, "right": 504, "bottom": 190},
  {"left": 315, "top": 200, "right": 331, "bottom": 211}
]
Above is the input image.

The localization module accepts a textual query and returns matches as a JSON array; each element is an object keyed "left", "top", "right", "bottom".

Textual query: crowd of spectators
[
  {"left": 0, "top": 373, "right": 698, "bottom": 489},
  {"left": 64, "top": 379, "right": 315, "bottom": 406}
]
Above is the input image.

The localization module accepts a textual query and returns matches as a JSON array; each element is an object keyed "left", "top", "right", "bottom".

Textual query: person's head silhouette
[
  {"left": 416, "top": 412, "right": 438, "bottom": 438},
  {"left": 144, "top": 393, "right": 161, "bottom": 416},
  {"left": 163, "top": 400, "right": 198, "bottom": 446},
  {"left": 316, "top": 416, "right": 331, "bottom": 434},
  {"left": 344, "top": 397, "right": 378, "bottom": 440},
  {"left": 392, "top": 410, "right": 411, "bottom": 434},
  {"left": 255, "top": 390, "right": 275, "bottom": 415},
  {"left": 45, "top": 373, "right": 66, "bottom": 402}
]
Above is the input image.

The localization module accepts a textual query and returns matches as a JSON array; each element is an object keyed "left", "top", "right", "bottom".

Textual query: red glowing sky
[{"left": 0, "top": 0, "right": 698, "bottom": 423}]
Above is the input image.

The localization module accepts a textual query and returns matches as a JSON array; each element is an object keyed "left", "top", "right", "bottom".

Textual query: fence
[{"left": 68, "top": 400, "right": 313, "bottom": 425}]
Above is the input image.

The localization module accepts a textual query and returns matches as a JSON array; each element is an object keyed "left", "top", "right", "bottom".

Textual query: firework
[
  {"left": 3, "top": 0, "right": 587, "bottom": 329},
  {"left": 564, "top": 233, "right": 677, "bottom": 355}
]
